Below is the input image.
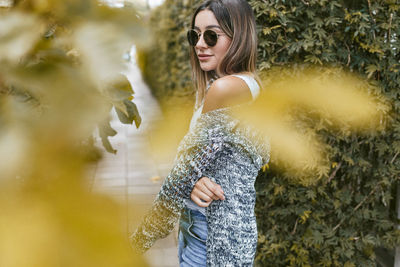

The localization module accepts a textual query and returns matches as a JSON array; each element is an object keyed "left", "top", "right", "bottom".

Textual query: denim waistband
[
  {"left": 180, "top": 207, "right": 207, "bottom": 243},
  {"left": 184, "top": 198, "right": 206, "bottom": 216}
]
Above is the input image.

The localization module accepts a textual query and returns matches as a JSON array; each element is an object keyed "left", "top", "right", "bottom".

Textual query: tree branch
[
  {"left": 367, "top": 0, "right": 376, "bottom": 40},
  {"left": 300, "top": 0, "right": 310, "bottom": 6},
  {"left": 388, "top": 13, "right": 393, "bottom": 42},
  {"left": 291, "top": 218, "right": 299, "bottom": 235},
  {"left": 332, "top": 182, "right": 382, "bottom": 232},
  {"left": 345, "top": 43, "right": 351, "bottom": 67},
  {"left": 325, "top": 162, "right": 342, "bottom": 185},
  {"left": 390, "top": 151, "right": 399, "bottom": 165}
]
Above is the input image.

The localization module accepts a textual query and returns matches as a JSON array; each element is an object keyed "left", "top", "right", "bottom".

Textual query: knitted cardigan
[{"left": 131, "top": 106, "right": 270, "bottom": 266}]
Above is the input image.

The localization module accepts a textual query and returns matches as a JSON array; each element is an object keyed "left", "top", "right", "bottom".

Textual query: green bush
[{"left": 143, "top": 0, "right": 400, "bottom": 265}]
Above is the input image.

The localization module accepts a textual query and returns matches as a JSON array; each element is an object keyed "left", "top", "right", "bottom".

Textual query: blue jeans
[{"left": 178, "top": 208, "right": 208, "bottom": 267}]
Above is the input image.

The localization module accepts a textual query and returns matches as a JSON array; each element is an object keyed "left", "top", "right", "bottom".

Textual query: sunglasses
[{"left": 187, "top": 29, "right": 224, "bottom": 47}]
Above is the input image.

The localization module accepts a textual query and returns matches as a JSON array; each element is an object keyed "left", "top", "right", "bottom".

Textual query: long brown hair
[{"left": 189, "top": 0, "right": 259, "bottom": 108}]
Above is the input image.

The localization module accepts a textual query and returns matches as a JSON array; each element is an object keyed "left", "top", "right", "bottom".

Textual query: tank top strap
[{"left": 231, "top": 74, "right": 260, "bottom": 101}]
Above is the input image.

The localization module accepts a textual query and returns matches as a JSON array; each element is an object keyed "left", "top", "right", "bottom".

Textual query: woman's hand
[{"left": 191, "top": 177, "right": 225, "bottom": 207}]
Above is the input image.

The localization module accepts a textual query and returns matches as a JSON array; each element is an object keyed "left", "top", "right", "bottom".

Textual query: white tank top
[{"left": 186, "top": 74, "right": 261, "bottom": 214}]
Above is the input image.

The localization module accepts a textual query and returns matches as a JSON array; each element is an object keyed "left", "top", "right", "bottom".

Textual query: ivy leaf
[
  {"left": 313, "top": 230, "right": 324, "bottom": 245},
  {"left": 366, "top": 64, "right": 378, "bottom": 79},
  {"left": 306, "top": 189, "right": 316, "bottom": 200}
]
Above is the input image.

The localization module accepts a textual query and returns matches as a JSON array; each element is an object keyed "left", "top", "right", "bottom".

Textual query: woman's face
[{"left": 194, "top": 10, "right": 232, "bottom": 74}]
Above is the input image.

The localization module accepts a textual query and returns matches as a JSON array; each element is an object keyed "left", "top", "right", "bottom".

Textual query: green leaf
[
  {"left": 98, "top": 120, "right": 117, "bottom": 154},
  {"left": 115, "top": 99, "right": 141, "bottom": 128}
]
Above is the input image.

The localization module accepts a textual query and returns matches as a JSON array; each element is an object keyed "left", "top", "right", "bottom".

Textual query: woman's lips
[{"left": 198, "top": 54, "right": 212, "bottom": 61}]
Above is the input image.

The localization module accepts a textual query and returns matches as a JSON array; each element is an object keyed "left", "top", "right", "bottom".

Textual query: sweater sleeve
[{"left": 130, "top": 128, "right": 224, "bottom": 253}]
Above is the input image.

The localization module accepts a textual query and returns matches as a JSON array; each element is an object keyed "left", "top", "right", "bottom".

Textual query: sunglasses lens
[
  {"left": 187, "top": 30, "right": 199, "bottom": 46},
  {"left": 204, "top": 30, "right": 218, "bottom": 47},
  {"left": 187, "top": 29, "right": 219, "bottom": 47}
]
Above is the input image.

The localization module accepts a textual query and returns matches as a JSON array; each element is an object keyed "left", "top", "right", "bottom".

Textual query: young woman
[{"left": 131, "top": 0, "right": 269, "bottom": 266}]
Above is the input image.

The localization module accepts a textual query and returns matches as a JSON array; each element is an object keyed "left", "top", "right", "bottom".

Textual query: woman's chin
[{"left": 199, "top": 63, "right": 217, "bottom": 72}]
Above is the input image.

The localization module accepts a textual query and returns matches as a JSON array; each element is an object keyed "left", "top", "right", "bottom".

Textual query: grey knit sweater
[{"left": 131, "top": 106, "right": 270, "bottom": 266}]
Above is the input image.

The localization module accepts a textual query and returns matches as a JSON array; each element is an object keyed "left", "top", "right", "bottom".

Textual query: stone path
[{"left": 89, "top": 48, "right": 179, "bottom": 267}]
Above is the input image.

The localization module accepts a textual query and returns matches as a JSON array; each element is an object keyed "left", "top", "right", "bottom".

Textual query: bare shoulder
[{"left": 202, "top": 75, "right": 253, "bottom": 113}]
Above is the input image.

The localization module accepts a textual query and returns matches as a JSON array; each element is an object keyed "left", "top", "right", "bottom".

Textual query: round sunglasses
[{"left": 187, "top": 29, "right": 224, "bottom": 47}]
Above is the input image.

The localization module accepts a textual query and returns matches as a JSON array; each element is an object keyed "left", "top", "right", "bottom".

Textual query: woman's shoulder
[
  {"left": 213, "top": 72, "right": 255, "bottom": 88},
  {"left": 202, "top": 73, "right": 254, "bottom": 113}
]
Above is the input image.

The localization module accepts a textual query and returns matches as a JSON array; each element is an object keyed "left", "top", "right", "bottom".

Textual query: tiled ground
[{"left": 89, "top": 52, "right": 179, "bottom": 267}]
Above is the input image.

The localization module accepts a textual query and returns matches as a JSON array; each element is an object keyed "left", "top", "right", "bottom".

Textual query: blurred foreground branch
[{"left": 0, "top": 0, "right": 150, "bottom": 266}]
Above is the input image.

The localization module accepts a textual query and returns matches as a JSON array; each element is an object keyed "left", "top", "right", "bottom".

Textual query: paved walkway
[{"left": 89, "top": 49, "right": 179, "bottom": 267}]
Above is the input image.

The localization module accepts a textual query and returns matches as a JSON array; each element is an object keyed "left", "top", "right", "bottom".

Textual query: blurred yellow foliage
[
  {"left": 238, "top": 67, "right": 388, "bottom": 185},
  {"left": 150, "top": 67, "right": 388, "bottom": 186},
  {"left": 0, "top": 0, "right": 150, "bottom": 265}
]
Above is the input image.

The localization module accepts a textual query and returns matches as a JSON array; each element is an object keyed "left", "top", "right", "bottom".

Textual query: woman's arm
[{"left": 130, "top": 134, "right": 225, "bottom": 253}]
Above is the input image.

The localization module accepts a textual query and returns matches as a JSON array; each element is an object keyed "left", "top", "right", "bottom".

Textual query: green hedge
[
  {"left": 142, "top": 0, "right": 400, "bottom": 266},
  {"left": 139, "top": 0, "right": 196, "bottom": 112}
]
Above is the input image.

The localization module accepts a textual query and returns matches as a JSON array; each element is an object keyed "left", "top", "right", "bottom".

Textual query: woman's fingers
[
  {"left": 192, "top": 187, "right": 213, "bottom": 202},
  {"left": 190, "top": 177, "right": 226, "bottom": 209},
  {"left": 202, "top": 178, "right": 225, "bottom": 200},
  {"left": 191, "top": 194, "right": 212, "bottom": 208},
  {"left": 190, "top": 177, "right": 226, "bottom": 208},
  {"left": 194, "top": 180, "right": 217, "bottom": 200}
]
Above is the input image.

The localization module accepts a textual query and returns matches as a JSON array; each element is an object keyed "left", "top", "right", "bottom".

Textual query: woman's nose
[{"left": 195, "top": 33, "right": 208, "bottom": 49}]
